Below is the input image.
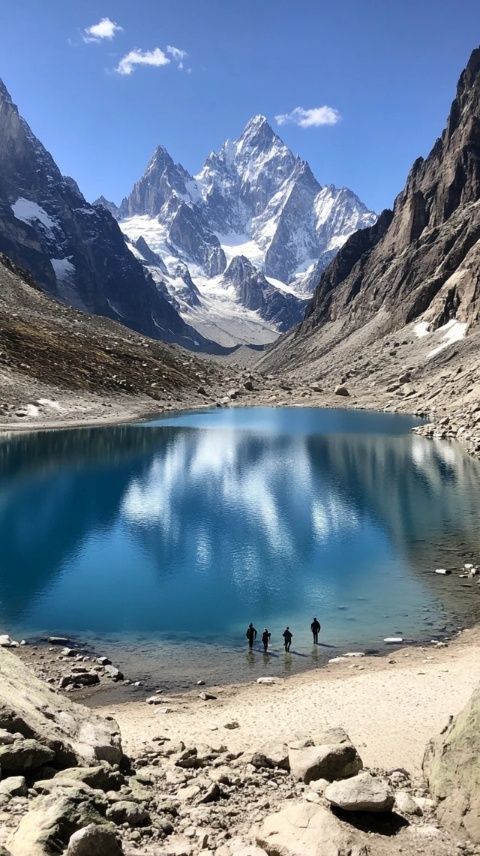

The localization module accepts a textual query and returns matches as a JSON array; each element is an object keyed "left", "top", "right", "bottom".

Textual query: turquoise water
[{"left": 1, "top": 406, "right": 480, "bottom": 689}]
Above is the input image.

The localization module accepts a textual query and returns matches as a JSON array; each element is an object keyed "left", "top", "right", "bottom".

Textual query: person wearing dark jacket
[
  {"left": 262, "top": 628, "right": 271, "bottom": 652},
  {"left": 311, "top": 617, "right": 321, "bottom": 644},
  {"left": 282, "top": 626, "right": 293, "bottom": 652},
  {"left": 246, "top": 623, "right": 257, "bottom": 648}
]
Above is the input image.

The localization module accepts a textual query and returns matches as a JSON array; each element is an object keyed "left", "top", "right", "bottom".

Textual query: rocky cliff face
[
  {"left": 424, "top": 683, "right": 480, "bottom": 842},
  {"left": 267, "top": 48, "right": 480, "bottom": 367},
  {"left": 0, "top": 80, "right": 222, "bottom": 352},
  {"left": 223, "top": 256, "right": 308, "bottom": 332}
]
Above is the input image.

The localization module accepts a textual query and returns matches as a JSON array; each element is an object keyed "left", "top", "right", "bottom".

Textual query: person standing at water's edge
[
  {"left": 262, "top": 628, "right": 271, "bottom": 652},
  {"left": 246, "top": 623, "right": 257, "bottom": 649},
  {"left": 283, "top": 626, "right": 293, "bottom": 652},
  {"left": 311, "top": 617, "right": 321, "bottom": 645}
]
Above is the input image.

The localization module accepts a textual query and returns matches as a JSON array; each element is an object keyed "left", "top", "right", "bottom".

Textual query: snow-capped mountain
[
  {"left": 110, "top": 115, "right": 376, "bottom": 346},
  {"left": 0, "top": 79, "right": 225, "bottom": 352}
]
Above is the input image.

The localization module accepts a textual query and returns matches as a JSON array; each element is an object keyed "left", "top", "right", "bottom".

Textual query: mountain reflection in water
[{"left": 0, "top": 408, "right": 479, "bottom": 681}]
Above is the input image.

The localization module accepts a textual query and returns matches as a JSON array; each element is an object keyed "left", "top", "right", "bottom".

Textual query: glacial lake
[{"left": 1, "top": 406, "right": 480, "bottom": 690}]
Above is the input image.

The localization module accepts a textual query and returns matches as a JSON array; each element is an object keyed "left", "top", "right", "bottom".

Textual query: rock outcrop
[
  {"left": 260, "top": 48, "right": 480, "bottom": 416},
  {"left": 423, "top": 683, "right": 480, "bottom": 842},
  {"left": 288, "top": 728, "right": 363, "bottom": 784},
  {"left": 0, "top": 647, "right": 122, "bottom": 768}
]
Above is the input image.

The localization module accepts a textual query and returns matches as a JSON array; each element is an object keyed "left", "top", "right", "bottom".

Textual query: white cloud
[
  {"left": 84, "top": 17, "right": 122, "bottom": 43},
  {"left": 166, "top": 45, "right": 188, "bottom": 65},
  {"left": 116, "top": 47, "right": 171, "bottom": 76},
  {"left": 275, "top": 105, "right": 341, "bottom": 128},
  {"left": 116, "top": 44, "right": 188, "bottom": 75}
]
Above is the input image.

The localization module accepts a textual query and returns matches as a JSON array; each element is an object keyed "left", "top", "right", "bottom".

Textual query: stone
[
  {"left": 255, "top": 801, "right": 370, "bottom": 856},
  {"left": 250, "top": 741, "right": 289, "bottom": 771},
  {"left": 394, "top": 789, "right": 422, "bottom": 815},
  {"left": 62, "top": 648, "right": 76, "bottom": 658},
  {"left": 46, "top": 764, "right": 123, "bottom": 792},
  {"left": 384, "top": 637, "right": 403, "bottom": 643},
  {"left": 97, "top": 657, "right": 111, "bottom": 666},
  {"left": 324, "top": 771, "right": 394, "bottom": 812},
  {"left": 0, "top": 646, "right": 123, "bottom": 767},
  {"left": 66, "top": 823, "right": 123, "bottom": 856},
  {"left": 257, "top": 677, "right": 276, "bottom": 684},
  {"left": 106, "top": 799, "right": 150, "bottom": 827},
  {"left": 0, "top": 729, "right": 18, "bottom": 745},
  {"left": 59, "top": 672, "right": 100, "bottom": 688},
  {"left": 104, "top": 666, "right": 124, "bottom": 682},
  {"left": 0, "top": 635, "right": 18, "bottom": 648},
  {"left": 334, "top": 385, "right": 350, "bottom": 397},
  {"left": 288, "top": 727, "right": 362, "bottom": 783},
  {"left": 47, "top": 637, "right": 70, "bottom": 645},
  {"left": 7, "top": 791, "right": 105, "bottom": 856},
  {"left": 0, "top": 738, "right": 55, "bottom": 773},
  {"left": 424, "top": 682, "right": 480, "bottom": 842},
  {"left": 0, "top": 776, "right": 27, "bottom": 798},
  {"left": 224, "top": 721, "right": 240, "bottom": 730},
  {"left": 199, "top": 692, "right": 217, "bottom": 700},
  {"left": 198, "top": 782, "right": 221, "bottom": 804},
  {"left": 434, "top": 568, "right": 451, "bottom": 575},
  {"left": 176, "top": 784, "right": 201, "bottom": 801}
]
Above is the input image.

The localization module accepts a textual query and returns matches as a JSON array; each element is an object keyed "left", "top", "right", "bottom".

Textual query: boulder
[
  {"left": 0, "top": 635, "right": 18, "bottom": 648},
  {"left": 104, "top": 666, "right": 124, "bottom": 682},
  {"left": 250, "top": 741, "right": 289, "bottom": 771},
  {"left": 324, "top": 771, "right": 394, "bottom": 812},
  {"left": 288, "top": 727, "right": 362, "bottom": 783},
  {"left": 0, "top": 738, "right": 55, "bottom": 773},
  {"left": 334, "top": 385, "right": 350, "bottom": 397},
  {"left": 423, "top": 683, "right": 480, "bottom": 842},
  {"left": 106, "top": 799, "right": 150, "bottom": 827},
  {"left": 255, "top": 801, "right": 370, "bottom": 856},
  {"left": 39, "top": 764, "right": 123, "bottom": 792},
  {"left": 66, "top": 824, "right": 123, "bottom": 856},
  {"left": 0, "top": 776, "right": 27, "bottom": 797},
  {"left": 0, "top": 647, "right": 123, "bottom": 768},
  {"left": 59, "top": 672, "right": 100, "bottom": 689},
  {"left": 7, "top": 791, "right": 105, "bottom": 856},
  {"left": 394, "top": 789, "right": 422, "bottom": 816}
]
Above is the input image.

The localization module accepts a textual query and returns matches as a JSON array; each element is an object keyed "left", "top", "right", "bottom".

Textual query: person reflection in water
[
  {"left": 246, "top": 623, "right": 257, "bottom": 649},
  {"left": 262, "top": 628, "right": 271, "bottom": 653},
  {"left": 311, "top": 617, "right": 321, "bottom": 645},
  {"left": 283, "top": 626, "right": 293, "bottom": 652}
]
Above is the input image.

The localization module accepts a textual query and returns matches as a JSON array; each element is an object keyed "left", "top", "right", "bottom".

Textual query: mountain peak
[
  {"left": 147, "top": 145, "right": 175, "bottom": 172},
  {"left": 237, "top": 114, "right": 276, "bottom": 148},
  {"left": 0, "top": 79, "right": 13, "bottom": 106}
]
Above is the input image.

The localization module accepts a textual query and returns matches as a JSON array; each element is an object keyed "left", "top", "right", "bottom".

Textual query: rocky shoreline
[
  {"left": 0, "top": 641, "right": 479, "bottom": 856},
  {"left": 0, "top": 628, "right": 479, "bottom": 854}
]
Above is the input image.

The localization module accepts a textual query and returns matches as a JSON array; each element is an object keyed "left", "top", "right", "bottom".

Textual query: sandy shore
[{"left": 99, "top": 626, "right": 480, "bottom": 776}]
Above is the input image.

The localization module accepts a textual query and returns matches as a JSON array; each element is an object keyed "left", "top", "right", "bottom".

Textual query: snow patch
[
  {"left": 414, "top": 321, "right": 430, "bottom": 338},
  {"left": 37, "top": 398, "right": 61, "bottom": 411},
  {"left": 51, "top": 257, "right": 76, "bottom": 281},
  {"left": 429, "top": 319, "right": 468, "bottom": 357},
  {"left": 11, "top": 198, "right": 57, "bottom": 233}
]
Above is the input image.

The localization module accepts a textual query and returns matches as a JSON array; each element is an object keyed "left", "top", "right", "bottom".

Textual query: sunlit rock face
[{"left": 266, "top": 48, "right": 480, "bottom": 370}]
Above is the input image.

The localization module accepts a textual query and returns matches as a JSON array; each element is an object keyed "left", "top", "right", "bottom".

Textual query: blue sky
[{"left": 0, "top": 1, "right": 478, "bottom": 212}]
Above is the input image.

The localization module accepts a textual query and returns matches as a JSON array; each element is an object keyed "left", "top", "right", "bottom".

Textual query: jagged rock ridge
[
  {"left": 263, "top": 47, "right": 480, "bottom": 371},
  {"left": 0, "top": 80, "right": 225, "bottom": 353},
  {"left": 111, "top": 114, "right": 375, "bottom": 347}
]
